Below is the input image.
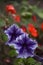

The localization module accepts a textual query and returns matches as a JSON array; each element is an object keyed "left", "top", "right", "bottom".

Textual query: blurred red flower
[
  {"left": 21, "top": 25, "right": 26, "bottom": 32},
  {"left": 6, "top": 4, "right": 16, "bottom": 14},
  {"left": 32, "top": 15, "right": 37, "bottom": 22},
  {"left": 40, "top": 23, "right": 43, "bottom": 31},
  {"left": 28, "top": 24, "right": 38, "bottom": 37},
  {"left": 14, "top": 15, "right": 20, "bottom": 22}
]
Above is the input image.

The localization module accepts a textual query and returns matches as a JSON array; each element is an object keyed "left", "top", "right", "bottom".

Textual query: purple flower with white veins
[
  {"left": 4, "top": 24, "right": 24, "bottom": 43},
  {"left": 8, "top": 34, "right": 38, "bottom": 58}
]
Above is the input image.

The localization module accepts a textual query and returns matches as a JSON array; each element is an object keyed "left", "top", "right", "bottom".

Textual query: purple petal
[{"left": 4, "top": 24, "right": 24, "bottom": 42}]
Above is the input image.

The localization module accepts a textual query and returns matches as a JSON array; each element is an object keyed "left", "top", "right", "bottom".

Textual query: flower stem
[{"left": 33, "top": 54, "right": 43, "bottom": 62}]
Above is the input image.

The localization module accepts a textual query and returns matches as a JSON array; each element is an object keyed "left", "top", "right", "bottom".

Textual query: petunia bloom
[
  {"left": 7, "top": 34, "right": 38, "bottom": 58},
  {"left": 4, "top": 24, "right": 24, "bottom": 43},
  {"left": 28, "top": 24, "right": 38, "bottom": 37},
  {"left": 6, "top": 4, "right": 16, "bottom": 14}
]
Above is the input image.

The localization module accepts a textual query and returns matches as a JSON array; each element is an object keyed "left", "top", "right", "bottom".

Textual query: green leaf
[
  {"left": 34, "top": 8, "right": 43, "bottom": 18},
  {"left": 27, "top": 58, "right": 41, "bottom": 65},
  {"left": 31, "top": 6, "right": 43, "bottom": 18},
  {"left": 21, "top": 12, "right": 32, "bottom": 16},
  {"left": 0, "top": 19, "right": 6, "bottom": 27},
  {"left": 36, "top": 10, "right": 43, "bottom": 19},
  {"left": 13, "top": 58, "right": 23, "bottom": 65},
  {"left": 1, "top": 33, "right": 8, "bottom": 42},
  {"left": 9, "top": 49, "right": 17, "bottom": 57}
]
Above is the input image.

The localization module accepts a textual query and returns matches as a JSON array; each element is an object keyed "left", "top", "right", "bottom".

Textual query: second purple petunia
[{"left": 8, "top": 34, "right": 38, "bottom": 58}]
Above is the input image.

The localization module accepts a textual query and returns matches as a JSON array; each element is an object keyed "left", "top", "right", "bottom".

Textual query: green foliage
[
  {"left": 9, "top": 49, "right": 17, "bottom": 57},
  {"left": 31, "top": 6, "right": 43, "bottom": 19},
  {"left": 27, "top": 58, "right": 41, "bottom": 65},
  {"left": 13, "top": 58, "right": 23, "bottom": 65},
  {"left": 0, "top": 18, "right": 6, "bottom": 27},
  {"left": 1, "top": 33, "right": 8, "bottom": 42},
  {"left": 35, "top": 10, "right": 43, "bottom": 19}
]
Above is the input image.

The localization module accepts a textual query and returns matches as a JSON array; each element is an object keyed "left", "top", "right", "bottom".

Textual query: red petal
[
  {"left": 28, "top": 24, "right": 38, "bottom": 37},
  {"left": 6, "top": 5, "right": 16, "bottom": 14},
  {"left": 32, "top": 15, "right": 37, "bottom": 22},
  {"left": 21, "top": 26, "right": 26, "bottom": 32},
  {"left": 40, "top": 23, "right": 43, "bottom": 31},
  {"left": 14, "top": 15, "right": 20, "bottom": 22}
]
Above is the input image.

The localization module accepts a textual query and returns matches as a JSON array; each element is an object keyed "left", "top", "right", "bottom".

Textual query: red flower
[
  {"left": 32, "top": 15, "right": 37, "bottom": 22},
  {"left": 6, "top": 4, "right": 16, "bottom": 14},
  {"left": 28, "top": 24, "right": 38, "bottom": 37},
  {"left": 40, "top": 23, "right": 43, "bottom": 31},
  {"left": 21, "top": 25, "right": 26, "bottom": 32},
  {"left": 13, "top": 15, "right": 20, "bottom": 22}
]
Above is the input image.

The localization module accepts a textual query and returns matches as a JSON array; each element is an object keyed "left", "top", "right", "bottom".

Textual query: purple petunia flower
[
  {"left": 4, "top": 24, "right": 24, "bottom": 42},
  {"left": 8, "top": 34, "right": 38, "bottom": 58}
]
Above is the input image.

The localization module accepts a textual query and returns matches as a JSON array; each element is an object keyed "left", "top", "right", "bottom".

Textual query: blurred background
[{"left": 0, "top": 0, "right": 43, "bottom": 65}]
